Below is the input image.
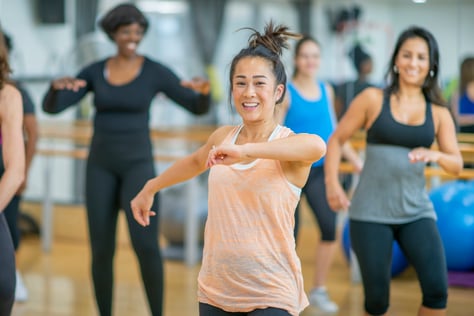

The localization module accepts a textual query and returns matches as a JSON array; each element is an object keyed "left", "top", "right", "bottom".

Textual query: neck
[
  {"left": 466, "top": 82, "right": 474, "bottom": 100},
  {"left": 293, "top": 73, "right": 317, "bottom": 86},
  {"left": 241, "top": 121, "right": 278, "bottom": 142},
  {"left": 114, "top": 53, "right": 140, "bottom": 63},
  {"left": 358, "top": 74, "right": 368, "bottom": 81},
  {"left": 396, "top": 82, "right": 425, "bottom": 100}
]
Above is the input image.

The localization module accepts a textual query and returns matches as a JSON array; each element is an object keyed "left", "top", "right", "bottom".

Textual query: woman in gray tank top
[{"left": 325, "top": 26, "right": 463, "bottom": 316}]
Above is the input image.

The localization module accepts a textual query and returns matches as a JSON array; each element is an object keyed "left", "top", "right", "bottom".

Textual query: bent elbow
[
  {"left": 17, "top": 173, "right": 25, "bottom": 189},
  {"left": 42, "top": 103, "right": 59, "bottom": 114},
  {"left": 452, "top": 163, "right": 464, "bottom": 177},
  {"left": 193, "top": 105, "right": 210, "bottom": 116},
  {"left": 445, "top": 158, "right": 464, "bottom": 176},
  {"left": 310, "top": 134, "right": 327, "bottom": 162},
  {"left": 191, "top": 94, "right": 211, "bottom": 115},
  {"left": 10, "top": 169, "right": 25, "bottom": 191}
]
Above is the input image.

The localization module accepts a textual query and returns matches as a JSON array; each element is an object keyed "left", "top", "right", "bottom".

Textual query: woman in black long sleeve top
[{"left": 42, "top": 4, "right": 210, "bottom": 316}]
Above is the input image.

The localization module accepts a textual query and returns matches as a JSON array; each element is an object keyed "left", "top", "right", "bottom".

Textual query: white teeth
[
  {"left": 127, "top": 43, "right": 137, "bottom": 49},
  {"left": 243, "top": 102, "right": 258, "bottom": 107}
]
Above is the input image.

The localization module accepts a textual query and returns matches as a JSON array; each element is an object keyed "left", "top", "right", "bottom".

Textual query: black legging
[
  {"left": 350, "top": 218, "right": 448, "bottom": 315},
  {"left": 294, "top": 166, "right": 337, "bottom": 242},
  {"left": 0, "top": 151, "right": 22, "bottom": 251},
  {"left": 0, "top": 213, "right": 15, "bottom": 316},
  {"left": 86, "top": 132, "right": 163, "bottom": 316},
  {"left": 199, "top": 303, "right": 292, "bottom": 316},
  {"left": 3, "top": 196, "right": 21, "bottom": 250}
]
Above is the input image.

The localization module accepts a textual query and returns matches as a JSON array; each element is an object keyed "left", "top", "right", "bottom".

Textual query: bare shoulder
[
  {"left": 347, "top": 86, "right": 383, "bottom": 113},
  {"left": 431, "top": 103, "right": 452, "bottom": 121},
  {"left": 431, "top": 103, "right": 454, "bottom": 128},
  {"left": 431, "top": 103, "right": 451, "bottom": 116},
  {"left": 0, "top": 84, "right": 22, "bottom": 115},
  {"left": 359, "top": 86, "right": 383, "bottom": 103},
  {"left": 0, "top": 83, "right": 22, "bottom": 102},
  {"left": 324, "top": 82, "right": 335, "bottom": 94},
  {"left": 207, "top": 125, "right": 237, "bottom": 145}
]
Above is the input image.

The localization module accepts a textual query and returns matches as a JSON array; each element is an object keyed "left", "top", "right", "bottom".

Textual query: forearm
[
  {"left": 324, "top": 137, "right": 344, "bottom": 185},
  {"left": 341, "top": 142, "right": 362, "bottom": 168},
  {"left": 24, "top": 140, "right": 37, "bottom": 173},
  {"left": 242, "top": 133, "right": 326, "bottom": 163},
  {"left": 0, "top": 168, "right": 24, "bottom": 211},
  {"left": 436, "top": 151, "right": 463, "bottom": 175},
  {"left": 458, "top": 114, "right": 474, "bottom": 126},
  {"left": 42, "top": 86, "right": 86, "bottom": 113},
  {"left": 143, "top": 154, "right": 207, "bottom": 195}
]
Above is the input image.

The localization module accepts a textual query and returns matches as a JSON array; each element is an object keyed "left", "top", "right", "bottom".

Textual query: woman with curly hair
[
  {"left": 42, "top": 3, "right": 210, "bottom": 316},
  {"left": 0, "top": 30, "right": 25, "bottom": 316}
]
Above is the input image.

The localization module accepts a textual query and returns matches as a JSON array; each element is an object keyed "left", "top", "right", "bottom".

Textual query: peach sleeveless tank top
[{"left": 197, "top": 125, "right": 309, "bottom": 315}]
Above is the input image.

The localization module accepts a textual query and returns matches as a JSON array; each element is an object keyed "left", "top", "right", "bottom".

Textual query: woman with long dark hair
[{"left": 325, "top": 26, "right": 463, "bottom": 316}]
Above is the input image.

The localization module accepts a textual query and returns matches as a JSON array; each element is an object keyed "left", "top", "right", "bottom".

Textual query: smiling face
[
  {"left": 113, "top": 23, "right": 145, "bottom": 57},
  {"left": 394, "top": 36, "right": 430, "bottom": 87},
  {"left": 231, "top": 56, "right": 284, "bottom": 123},
  {"left": 294, "top": 40, "right": 321, "bottom": 78}
]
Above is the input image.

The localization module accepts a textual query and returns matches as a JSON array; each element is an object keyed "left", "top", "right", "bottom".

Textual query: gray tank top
[{"left": 349, "top": 92, "right": 436, "bottom": 223}]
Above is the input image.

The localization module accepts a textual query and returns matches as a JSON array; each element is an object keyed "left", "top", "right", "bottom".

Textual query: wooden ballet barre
[
  {"left": 339, "top": 162, "right": 474, "bottom": 180},
  {"left": 37, "top": 148, "right": 188, "bottom": 162},
  {"left": 37, "top": 145, "right": 201, "bottom": 264},
  {"left": 39, "top": 121, "right": 474, "bottom": 152},
  {"left": 39, "top": 121, "right": 216, "bottom": 144},
  {"left": 37, "top": 148, "right": 88, "bottom": 160},
  {"left": 457, "top": 133, "right": 474, "bottom": 144}
]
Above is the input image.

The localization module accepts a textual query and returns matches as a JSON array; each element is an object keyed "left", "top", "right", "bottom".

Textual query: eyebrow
[
  {"left": 234, "top": 75, "right": 268, "bottom": 79},
  {"left": 400, "top": 49, "right": 428, "bottom": 55}
]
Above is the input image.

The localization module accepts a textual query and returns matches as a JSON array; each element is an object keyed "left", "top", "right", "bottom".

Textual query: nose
[
  {"left": 131, "top": 31, "right": 143, "bottom": 42},
  {"left": 409, "top": 57, "right": 418, "bottom": 67},
  {"left": 244, "top": 84, "right": 256, "bottom": 97}
]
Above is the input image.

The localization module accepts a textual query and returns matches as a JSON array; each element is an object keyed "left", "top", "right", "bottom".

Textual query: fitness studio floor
[{"left": 12, "top": 200, "right": 473, "bottom": 316}]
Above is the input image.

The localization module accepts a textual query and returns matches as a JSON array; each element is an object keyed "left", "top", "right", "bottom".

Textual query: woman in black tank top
[{"left": 325, "top": 27, "right": 462, "bottom": 316}]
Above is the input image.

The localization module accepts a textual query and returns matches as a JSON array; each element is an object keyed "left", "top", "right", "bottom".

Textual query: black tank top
[{"left": 367, "top": 92, "right": 435, "bottom": 149}]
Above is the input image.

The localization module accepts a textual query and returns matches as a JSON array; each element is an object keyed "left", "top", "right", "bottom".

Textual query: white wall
[
  {"left": 311, "top": 0, "right": 474, "bottom": 85},
  {"left": 1, "top": 0, "right": 473, "bottom": 203}
]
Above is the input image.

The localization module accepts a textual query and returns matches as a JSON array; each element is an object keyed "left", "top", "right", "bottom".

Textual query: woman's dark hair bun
[{"left": 243, "top": 20, "right": 301, "bottom": 56}]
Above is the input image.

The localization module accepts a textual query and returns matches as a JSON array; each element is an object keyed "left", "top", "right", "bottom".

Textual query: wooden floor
[{"left": 12, "top": 202, "right": 474, "bottom": 316}]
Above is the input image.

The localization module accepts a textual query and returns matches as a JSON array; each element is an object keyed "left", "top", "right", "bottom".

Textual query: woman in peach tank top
[{"left": 131, "top": 22, "right": 326, "bottom": 316}]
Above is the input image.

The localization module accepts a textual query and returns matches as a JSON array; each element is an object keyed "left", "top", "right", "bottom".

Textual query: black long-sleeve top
[{"left": 43, "top": 57, "right": 210, "bottom": 134}]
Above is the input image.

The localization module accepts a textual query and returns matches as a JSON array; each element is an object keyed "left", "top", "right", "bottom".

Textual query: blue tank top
[
  {"left": 284, "top": 81, "right": 336, "bottom": 167},
  {"left": 459, "top": 93, "right": 474, "bottom": 114}
]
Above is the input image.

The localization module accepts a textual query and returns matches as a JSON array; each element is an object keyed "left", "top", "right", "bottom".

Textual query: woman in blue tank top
[
  {"left": 451, "top": 56, "right": 474, "bottom": 133},
  {"left": 277, "top": 36, "right": 362, "bottom": 313},
  {"left": 325, "top": 27, "right": 463, "bottom": 316}
]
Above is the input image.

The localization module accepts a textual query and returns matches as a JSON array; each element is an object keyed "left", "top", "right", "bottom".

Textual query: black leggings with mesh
[
  {"left": 0, "top": 213, "right": 15, "bottom": 316},
  {"left": 86, "top": 133, "right": 163, "bottom": 316},
  {"left": 350, "top": 218, "right": 448, "bottom": 315}
]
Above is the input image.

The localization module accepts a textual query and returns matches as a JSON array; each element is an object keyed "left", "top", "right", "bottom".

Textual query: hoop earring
[{"left": 393, "top": 65, "right": 399, "bottom": 73}]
